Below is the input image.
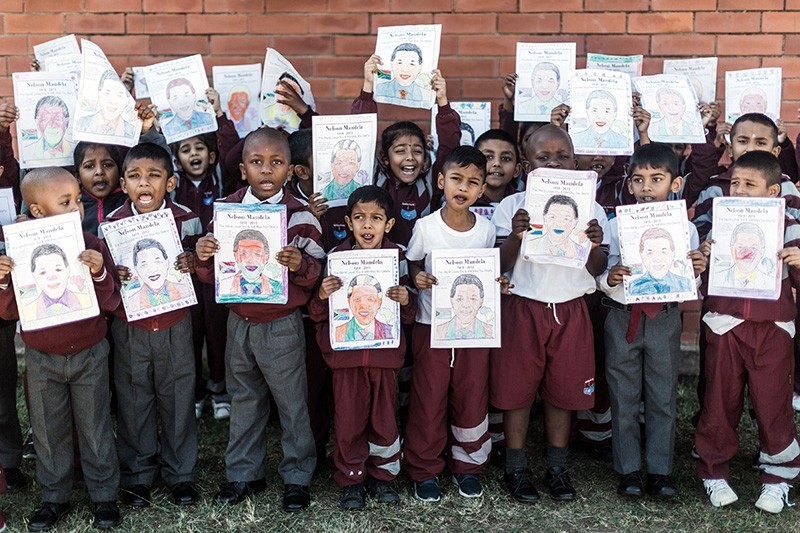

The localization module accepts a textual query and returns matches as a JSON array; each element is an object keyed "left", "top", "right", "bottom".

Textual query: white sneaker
[
  {"left": 212, "top": 399, "right": 231, "bottom": 420},
  {"left": 755, "top": 482, "right": 793, "bottom": 514},
  {"left": 194, "top": 399, "right": 204, "bottom": 420},
  {"left": 703, "top": 478, "right": 738, "bottom": 507},
  {"left": 793, "top": 393, "right": 800, "bottom": 412}
]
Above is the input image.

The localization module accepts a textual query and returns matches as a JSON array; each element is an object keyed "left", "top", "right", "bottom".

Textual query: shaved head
[
  {"left": 529, "top": 124, "right": 574, "bottom": 152},
  {"left": 22, "top": 167, "right": 78, "bottom": 206},
  {"left": 242, "top": 127, "right": 290, "bottom": 159}
]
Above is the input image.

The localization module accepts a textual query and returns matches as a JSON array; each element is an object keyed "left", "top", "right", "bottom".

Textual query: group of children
[{"left": 0, "top": 47, "right": 800, "bottom": 532}]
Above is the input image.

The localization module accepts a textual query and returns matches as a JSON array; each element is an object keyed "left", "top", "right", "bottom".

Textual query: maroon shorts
[{"left": 490, "top": 294, "right": 595, "bottom": 411}]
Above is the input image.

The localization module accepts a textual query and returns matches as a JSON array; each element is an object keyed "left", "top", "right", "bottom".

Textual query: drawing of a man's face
[
  {"left": 740, "top": 90, "right": 767, "bottom": 115},
  {"left": 234, "top": 238, "right": 268, "bottom": 283},
  {"left": 33, "top": 253, "right": 69, "bottom": 300},
  {"left": 331, "top": 148, "right": 360, "bottom": 185},
  {"left": 657, "top": 91, "right": 686, "bottom": 123},
  {"left": 731, "top": 231, "right": 764, "bottom": 274},
  {"left": 35, "top": 99, "right": 68, "bottom": 147},
  {"left": 391, "top": 50, "right": 422, "bottom": 88},
  {"left": 586, "top": 97, "right": 616, "bottom": 133},
  {"left": 451, "top": 283, "right": 483, "bottom": 326},
  {"left": 543, "top": 197, "right": 578, "bottom": 245},
  {"left": 134, "top": 246, "right": 169, "bottom": 292},
  {"left": 532, "top": 65, "right": 559, "bottom": 101},
  {"left": 168, "top": 80, "right": 198, "bottom": 121},
  {"left": 640, "top": 237, "right": 675, "bottom": 279},
  {"left": 349, "top": 284, "right": 381, "bottom": 327},
  {"left": 228, "top": 89, "right": 249, "bottom": 122},
  {"left": 98, "top": 78, "right": 128, "bottom": 122}
]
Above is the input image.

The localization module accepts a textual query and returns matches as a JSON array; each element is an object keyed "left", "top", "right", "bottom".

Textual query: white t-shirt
[
  {"left": 406, "top": 208, "right": 496, "bottom": 324},
  {"left": 492, "top": 192, "right": 609, "bottom": 303}
]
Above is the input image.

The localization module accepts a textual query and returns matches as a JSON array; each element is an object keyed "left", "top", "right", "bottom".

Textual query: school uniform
[
  {"left": 0, "top": 129, "right": 21, "bottom": 211},
  {"left": 0, "top": 319, "right": 21, "bottom": 474},
  {"left": 102, "top": 198, "right": 202, "bottom": 488},
  {"left": 194, "top": 185, "right": 325, "bottom": 486},
  {"left": 308, "top": 236, "right": 417, "bottom": 488},
  {"left": 403, "top": 209, "right": 496, "bottom": 481},
  {"left": 0, "top": 233, "right": 120, "bottom": 504},
  {"left": 598, "top": 216, "right": 700, "bottom": 476},
  {"left": 695, "top": 217, "right": 800, "bottom": 484},
  {"left": 490, "top": 193, "right": 608, "bottom": 412}
]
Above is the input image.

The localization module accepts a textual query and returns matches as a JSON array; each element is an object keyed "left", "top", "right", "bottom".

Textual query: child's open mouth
[
  {"left": 189, "top": 158, "right": 203, "bottom": 171},
  {"left": 453, "top": 194, "right": 468, "bottom": 204},
  {"left": 137, "top": 193, "right": 154, "bottom": 207},
  {"left": 400, "top": 165, "right": 417, "bottom": 176}
]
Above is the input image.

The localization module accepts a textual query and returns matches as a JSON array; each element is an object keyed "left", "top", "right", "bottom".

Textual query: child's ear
[
  {"left": 436, "top": 172, "right": 445, "bottom": 191},
  {"left": 0, "top": 165, "right": 4, "bottom": 178},
  {"left": 28, "top": 203, "right": 44, "bottom": 218},
  {"left": 514, "top": 162, "right": 521, "bottom": 177},
  {"left": 772, "top": 145, "right": 782, "bottom": 157},
  {"left": 768, "top": 183, "right": 781, "bottom": 197},
  {"left": 572, "top": 157, "right": 578, "bottom": 170},
  {"left": 344, "top": 214, "right": 354, "bottom": 231},
  {"left": 209, "top": 151, "right": 217, "bottom": 165},
  {"left": 166, "top": 175, "right": 177, "bottom": 193},
  {"left": 173, "top": 157, "right": 181, "bottom": 170},
  {"left": 385, "top": 217, "right": 396, "bottom": 233},
  {"left": 670, "top": 175, "right": 683, "bottom": 193},
  {"left": 119, "top": 176, "right": 128, "bottom": 193},
  {"left": 239, "top": 162, "right": 246, "bottom": 181},
  {"left": 294, "top": 164, "right": 311, "bottom": 182}
]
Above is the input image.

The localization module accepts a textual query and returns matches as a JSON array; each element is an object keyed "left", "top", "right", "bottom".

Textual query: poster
[
  {"left": 616, "top": 200, "right": 697, "bottom": 304},
  {"left": 0, "top": 189, "right": 14, "bottom": 227},
  {"left": 73, "top": 39, "right": 141, "bottom": 148},
  {"left": 101, "top": 210, "right": 197, "bottom": 322},
  {"left": 4, "top": 211, "right": 99, "bottom": 332},
  {"left": 708, "top": 197, "right": 784, "bottom": 301},
  {"left": 261, "top": 48, "right": 316, "bottom": 133},
  {"left": 514, "top": 42, "right": 576, "bottom": 122},
  {"left": 634, "top": 75, "right": 705, "bottom": 144},
  {"left": 312, "top": 113, "right": 377, "bottom": 208},
  {"left": 213, "top": 63, "right": 262, "bottom": 138},
  {"left": 431, "top": 101, "right": 491, "bottom": 151},
  {"left": 586, "top": 53, "right": 643, "bottom": 78},
  {"left": 33, "top": 35, "right": 80, "bottom": 64},
  {"left": 12, "top": 72, "right": 77, "bottom": 169},
  {"left": 213, "top": 203, "right": 288, "bottom": 304},
  {"left": 43, "top": 54, "right": 82, "bottom": 92},
  {"left": 327, "top": 249, "right": 400, "bottom": 351},
  {"left": 662, "top": 57, "right": 718, "bottom": 104},
  {"left": 522, "top": 168, "right": 598, "bottom": 269},
  {"left": 145, "top": 54, "right": 217, "bottom": 144},
  {"left": 132, "top": 67, "right": 150, "bottom": 99},
  {"left": 568, "top": 69, "right": 634, "bottom": 156},
  {"left": 725, "top": 68, "right": 782, "bottom": 124},
  {"left": 430, "top": 248, "right": 500, "bottom": 349},
  {"left": 373, "top": 24, "right": 442, "bottom": 110}
]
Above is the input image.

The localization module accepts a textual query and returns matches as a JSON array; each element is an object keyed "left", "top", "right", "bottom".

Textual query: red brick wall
[{"left": 2, "top": 1, "right": 795, "bottom": 348}]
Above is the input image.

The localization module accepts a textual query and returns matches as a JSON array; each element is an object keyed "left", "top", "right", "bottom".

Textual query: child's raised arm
[
  {"left": 0, "top": 103, "right": 22, "bottom": 209},
  {"left": 351, "top": 55, "right": 382, "bottom": 115},
  {"left": 499, "top": 73, "right": 519, "bottom": 142}
]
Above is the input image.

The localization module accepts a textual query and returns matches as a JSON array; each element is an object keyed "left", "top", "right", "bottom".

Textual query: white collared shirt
[{"left": 243, "top": 187, "right": 283, "bottom": 205}]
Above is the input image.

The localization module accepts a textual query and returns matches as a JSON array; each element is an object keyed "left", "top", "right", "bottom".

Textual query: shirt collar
[
  {"left": 131, "top": 200, "right": 167, "bottom": 215},
  {"left": 243, "top": 187, "right": 283, "bottom": 205}
]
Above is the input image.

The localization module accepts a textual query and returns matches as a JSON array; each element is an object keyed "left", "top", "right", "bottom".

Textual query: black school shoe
[
  {"left": 545, "top": 466, "right": 576, "bottom": 501},
  {"left": 171, "top": 481, "right": 200, "bottom": 505},
  {"left": 617, "top": 472, "right": 644, "bottom": 498},
  {"left": 27, "top": 502, "right": 71, "bottom": 532},
  {"left": 93, "top": 501, "right": 122, "bottom": 529},
  {"left": 3, "top": 467, "right": 28, "bottom": 492},
  {"left": 340, "top": 483, "right": 366, "bottom": 510},
  {"left": 646, "top": 474, "right": 678, "bottom": 499},
  {"left": 120, "top": 484, "right": 151, "bottom": 507},
  {"left": 503, "top": 468, "right": 540, "bottom": 503},
  {"left": 213, "top": 479, "right": 267, "bottom": 505},
  {"left": 282, "top": 484, "right": 311, "bottom": 512}
]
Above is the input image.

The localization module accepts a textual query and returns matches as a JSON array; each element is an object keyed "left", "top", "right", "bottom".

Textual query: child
[
  {"left": 0, "top": 167, "right": 121, "bottom": 530},
  {"left": 598, "top": 143, "right": 706, "bottom": 498},
  {"left": 102, "top": 143, "right": 202, "bottom": 508},
  {"left": 308, "top": 185, "right": 417, "bottom": 509},
  {"left": 404, "top": 146, "right": 499, "bottom": 501},
  {"left": 491, "top": 125, "right": 607, "bottom": 503},
  {"left": 695, "top": 151, "right": 800, "bottom": 513},
  {"left": 194, "top": 128, "right": 324, "bottom": 512},
  {"left": 171, "top": 88, "right": 234, "bottom": 420},
  {"left": 473, "top": 129, "right": 521, "bottom": 217}
]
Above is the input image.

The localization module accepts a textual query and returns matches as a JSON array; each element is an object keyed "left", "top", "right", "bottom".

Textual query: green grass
[{"left": 2, "top": 354, "right": 798, "bottom": 533}]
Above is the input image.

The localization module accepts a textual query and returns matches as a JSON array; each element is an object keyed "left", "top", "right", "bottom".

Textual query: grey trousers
[
  {"left": 112, "top": 314, "right": 197, "bottom": 487},
  {"left": 0, "top": 321, "right": 22, "bottom": 469},
  {"left": 605, "top": 306, "right": 682, "bottom": 476},
  {"left": 26, "top": 339, "right": 119, "bottom": 503},
  {"left": 224, "top": 310, "right": 316, "bottom": 486}
]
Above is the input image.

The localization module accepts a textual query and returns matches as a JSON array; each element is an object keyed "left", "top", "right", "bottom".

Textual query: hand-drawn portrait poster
[
  {"left": 146, "top": 54, "right": 218, "bottom": 145},
  {"left": 33, "top": 35, "right": 80, "bottom": 65},
  {"left": 514, "top": 42, "right": 576, "bottom": 122},
  {"left": 568, "top": 69, "right": 634, "bottom": 156},
  {"left": 101, "top": 210, "right": 197, "bottom": 322},
  {"left": 586, "top": 53, "right": 643, "bottom": 78},
  {"left": 373, "top": 24, "right": 442, "bottom": 110},
  {"left": 523, "top": 168, "right": 598, "bottom": 269},
  {"left": 327, "top": 249, "right": 400, "bottom": 351},
  {"left": 4, "top": 211, "right": 99, "bottom": 332},
  {"left": 709, "top": 197, "right": 784, "bottom": 301},
  {"left": 662, "top": 57, "right": 718, "bottom": 104},
  {"left": 634, "top": 74, "right": 705, "bottom": 145},
  {"left": 261, "top": 48, "right": 316, "bottom": 133},
  {"left": 725, "top": 68, "right": 782, "bottom": 124},
  {"left": 430, "top": 247, "right": 501, "bottom": 349},
  {"left": 13, "top": 72, "right": 78, "bottom": 169},
  {"left": 43, "top": 54, "right": 83, "bottom": 92},
  {"left": 431, "top": 102, "right": 492, "bottom": 151},
  {"left": 73, "top": 39, "right": 141, "bottom": 148},
  {"left": 616, "top": 200, "right": 697, "bottom": 304},
  {"left": 213, "top": 64, "right": 262, "bottom": 139},
  {"left": 132, "top": 67, "right": 150, "bottom": 100},
  {"left": 312, "top": 113, "right": 377, "bottom": 208},
  {"left": 213, "top": 203, "right": 288, "bottom": 304}
]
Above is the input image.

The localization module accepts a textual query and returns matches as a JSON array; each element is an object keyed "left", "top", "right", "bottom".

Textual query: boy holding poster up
[
  {"left": 194, "top": 128, "right": 325, "bottom": 512},
  {"left": 101, "top": 143, "right": 202, "bottom": 508},
  {"left": 597, "top": 144, "right": 706, "bottom": 499},
  {"left": 308, "top": 186, "right": 417, "bottom": 510},
  {"left": 0, "top": 168, "right": 122, "bottom": 530},
  {"left": 695, "top": 151, "right": 800, "bottom": 514}
]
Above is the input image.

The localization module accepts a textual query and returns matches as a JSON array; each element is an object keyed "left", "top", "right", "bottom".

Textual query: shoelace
[
  {"left": 761, "top": 483, "right": 795, "bottom": 507},
  {"left": 509, "top": 469, "right": 534, "bottom": 490},
  {"left": 549, "top": 469, "right": 572, "bottom": 490}
]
